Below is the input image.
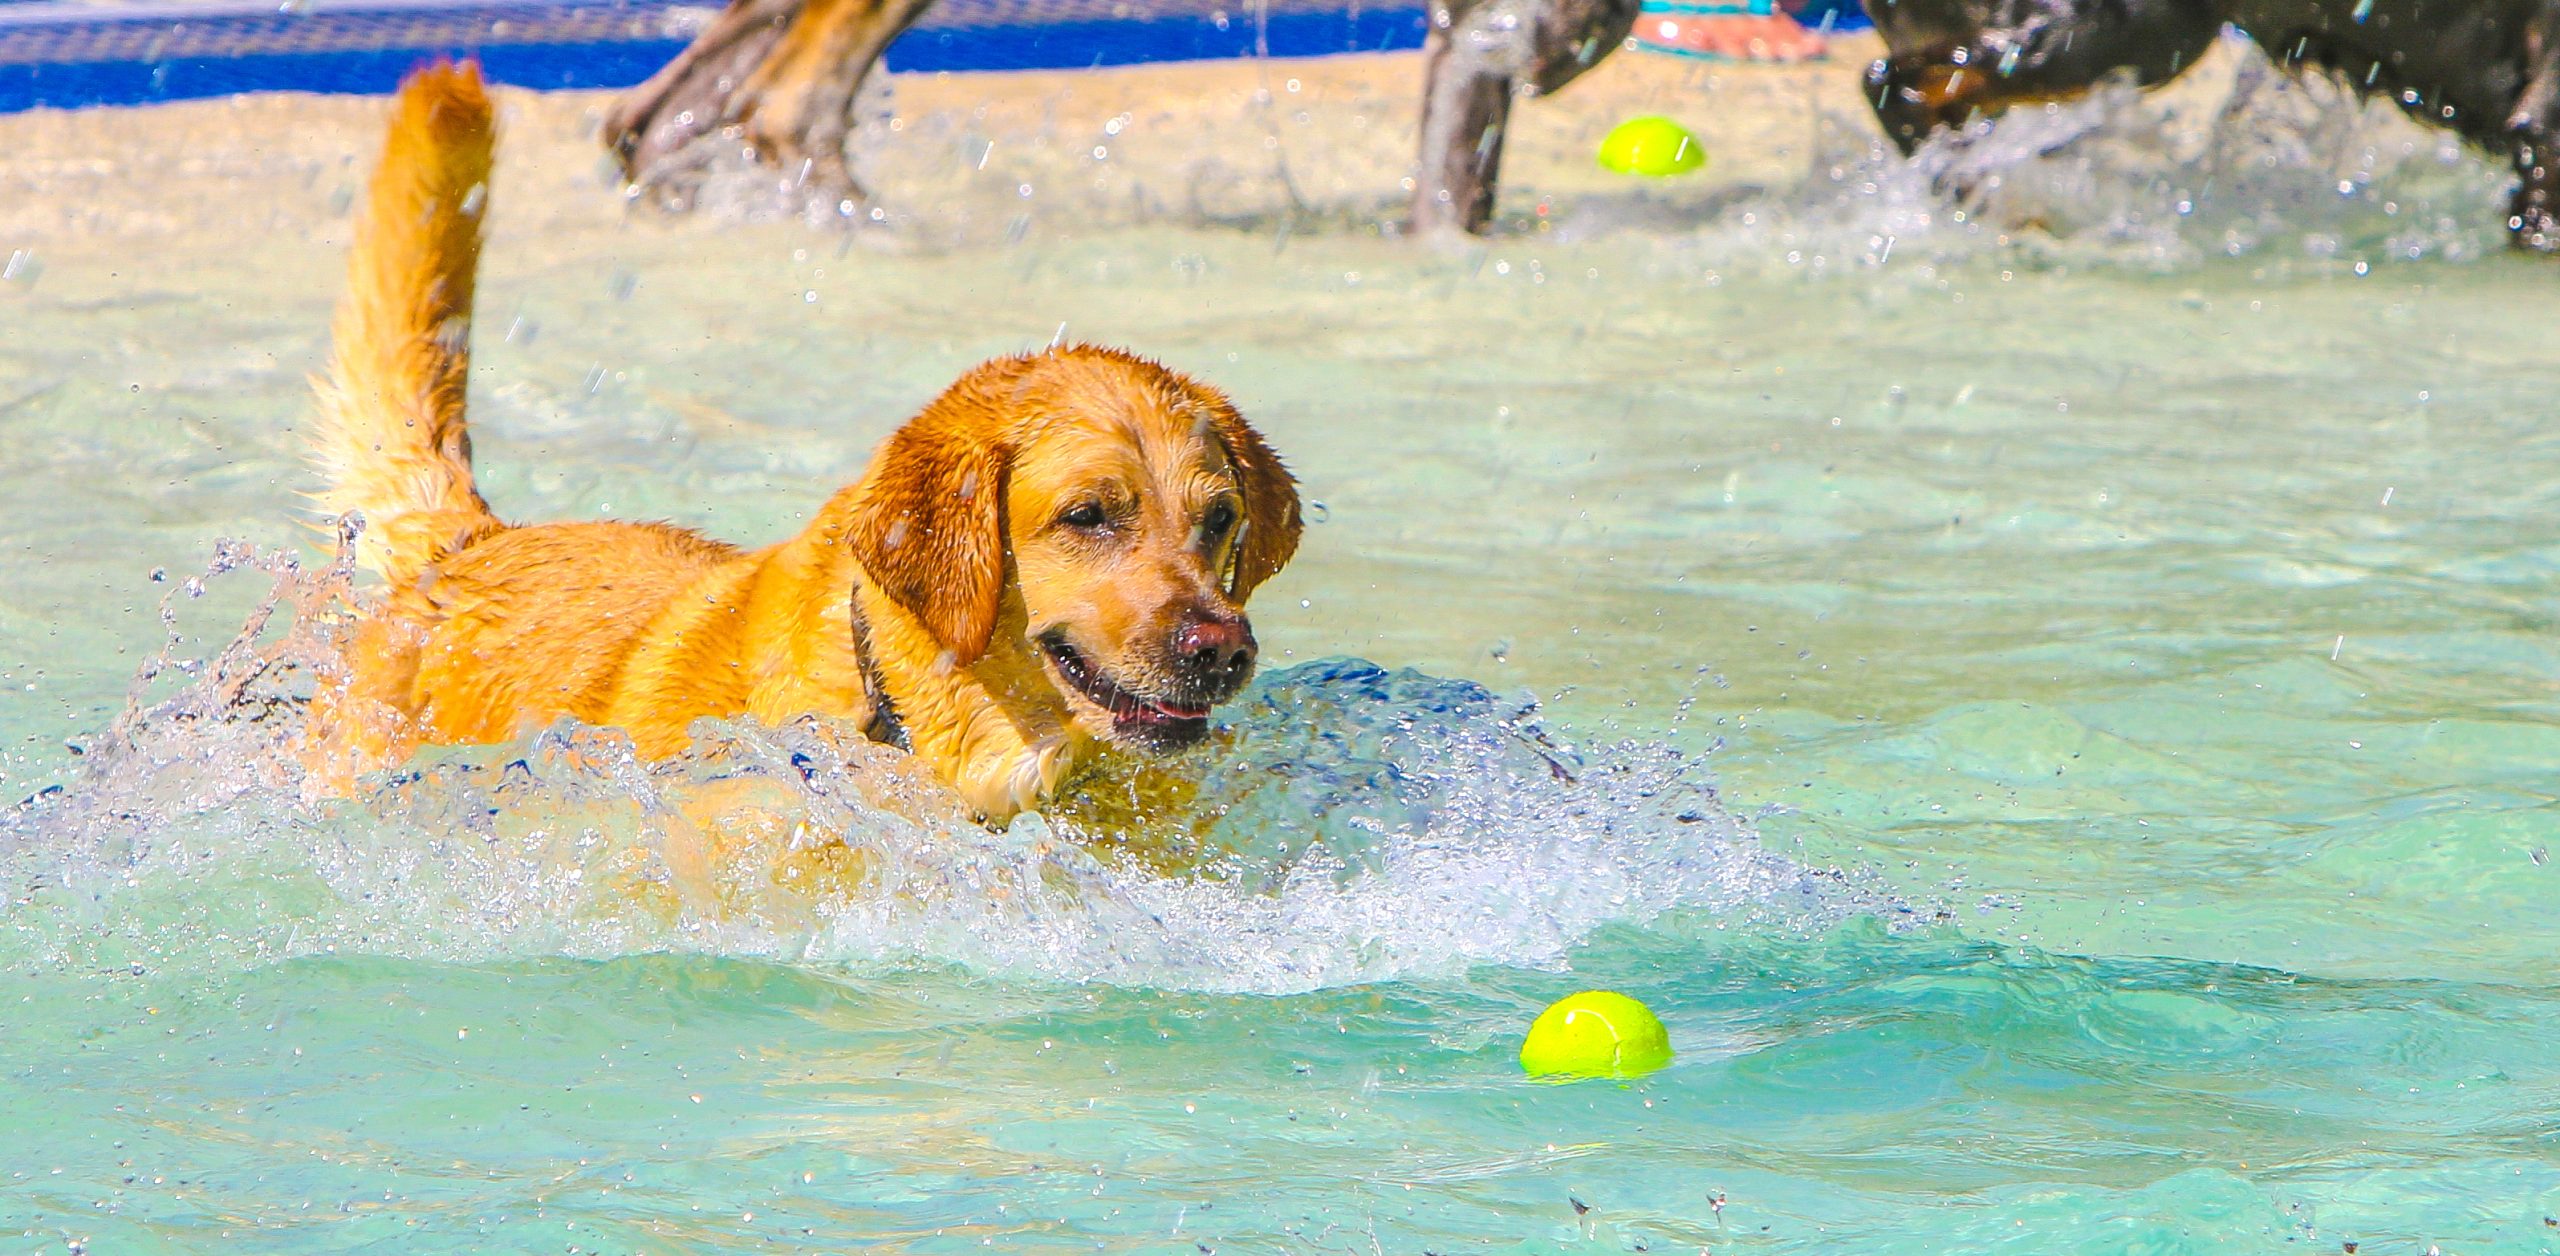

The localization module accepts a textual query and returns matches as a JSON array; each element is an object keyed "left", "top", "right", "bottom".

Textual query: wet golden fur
[{"left": 305, "top": 64, "right": 1302, "bottom": 821}]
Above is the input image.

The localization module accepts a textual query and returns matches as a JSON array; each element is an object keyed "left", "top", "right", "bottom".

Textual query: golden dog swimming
[{"left": 303, "top": 63, "right": 1301, "bottom": 821}]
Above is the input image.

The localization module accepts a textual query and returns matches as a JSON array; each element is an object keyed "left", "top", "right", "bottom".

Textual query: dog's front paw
[{"left": 955, "top": 733, "right": 1080, "bottom": 826}]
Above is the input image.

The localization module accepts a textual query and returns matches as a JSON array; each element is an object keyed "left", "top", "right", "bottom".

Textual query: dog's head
[{"left": 848, "top": 346, "right": 1301, "bottom": 753}]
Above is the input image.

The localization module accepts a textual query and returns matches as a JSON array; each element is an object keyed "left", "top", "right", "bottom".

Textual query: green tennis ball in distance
[
  {"left": 1519, "top": 990, "right": 1674, "bottom": 1079},
  {"left": 1596, "top": 116, "right": 1708, "bottom": 177}
]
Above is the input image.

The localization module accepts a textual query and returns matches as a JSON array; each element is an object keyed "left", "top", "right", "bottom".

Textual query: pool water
[{"left": 7, "top": 39, "right": 2560, "bottom": 1253}]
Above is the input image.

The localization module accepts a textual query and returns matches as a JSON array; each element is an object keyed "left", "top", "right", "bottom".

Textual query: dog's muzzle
[
  {"left": 1171, "top": 607, "right": 1257, "bottom": 695},
  {"left": 1037, "top": 610, "right": 1259, "bottom": 754}
]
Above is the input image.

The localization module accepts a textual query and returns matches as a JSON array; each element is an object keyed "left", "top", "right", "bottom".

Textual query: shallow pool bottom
[{"left": 6, "top": 60, "right": 2560, "bottom": 1251}]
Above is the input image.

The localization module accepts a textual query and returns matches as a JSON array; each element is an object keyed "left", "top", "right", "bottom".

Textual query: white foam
[
  {"left": 1555, "top": 34, "right": 2507, "bottom": 276},
  {"left": 1, "top": 543, "right": 1912, "bottom": 994}
]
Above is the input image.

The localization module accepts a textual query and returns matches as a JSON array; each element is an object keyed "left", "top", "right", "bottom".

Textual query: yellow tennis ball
[
  {"left": 1596, "top": 116, "right": 1707, "bottom": 177},
  {"left": 1520, "top": 990, "right": 1674, "bottom": 1078}
]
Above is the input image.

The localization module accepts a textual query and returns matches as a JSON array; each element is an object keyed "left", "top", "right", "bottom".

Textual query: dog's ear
[
  {"left": 1206, "top": 405, "right": 1302, "bottom": 601},
  {"left": 848, "top": 419, "right": 1010, "bottom": 665}
]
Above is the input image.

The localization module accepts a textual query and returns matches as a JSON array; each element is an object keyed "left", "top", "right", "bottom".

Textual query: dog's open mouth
[{"left": 1039, "top": 635, "right": 1213, "bottom": 748}]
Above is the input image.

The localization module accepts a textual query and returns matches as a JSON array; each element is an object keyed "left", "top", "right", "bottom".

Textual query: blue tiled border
[
  {"left": 0, "top": 40, "right": 680, "bottom": 108},
  {"left": 0, "top": 0, "right": 1860, "bottom": 114},
  {"left": 0, "top": 0, "right": 1443, "bottom": 110}
]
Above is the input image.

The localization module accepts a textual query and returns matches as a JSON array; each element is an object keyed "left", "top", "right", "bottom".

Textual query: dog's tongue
[{"left": 1123, "top": 697, "right": 1210, "bottom": 723}]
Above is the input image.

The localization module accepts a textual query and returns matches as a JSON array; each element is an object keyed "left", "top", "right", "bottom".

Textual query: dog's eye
[
  {"left": 1200, "top": 500, "right": 1238, "bottom": 542},
  {"left": 1060, "top": 502, "right": 1109, "bottom": 531}
]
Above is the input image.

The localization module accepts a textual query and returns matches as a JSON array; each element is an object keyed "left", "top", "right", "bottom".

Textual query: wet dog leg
[
  {"left": 1410, "top": 22, "right": 1516, "bottom": 236},
  {"left": 1864, "top": 0, "right": 2224, "bottom": 153},
  {"left": 605, "top": 0, "right": 936, "bottom": 215},
  {"left": 2505, "top": 28, "right": 2560, "bottom": 252},
  {"left": 1409, "top": 0, "right": 1638, "bottom": 236}
]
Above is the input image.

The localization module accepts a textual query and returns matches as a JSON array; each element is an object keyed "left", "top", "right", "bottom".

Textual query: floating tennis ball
[
  {"left": 1520, "top": 990, "right": 1674, "bottom": 1078},
  {"left": 1596, "top": 116, "right": 1707, "bottom": 177}
]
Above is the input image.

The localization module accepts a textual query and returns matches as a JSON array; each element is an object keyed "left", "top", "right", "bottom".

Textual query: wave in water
[
  {"left": 1, "top": 542, "right": 1916, "bottom": 994},
  {"left": 1558, "top": 34, "right": 2511, "bottom": 275}
]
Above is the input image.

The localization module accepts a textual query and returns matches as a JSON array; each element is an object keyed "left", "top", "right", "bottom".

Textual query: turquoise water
[{"left": 8, "top": 56, "right": 2560, "bottom": 1252}]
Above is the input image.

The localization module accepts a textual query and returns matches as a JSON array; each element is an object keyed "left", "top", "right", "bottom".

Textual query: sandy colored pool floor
[{"left": 0, "top": 37, "right": 1891, "bottom": 249}]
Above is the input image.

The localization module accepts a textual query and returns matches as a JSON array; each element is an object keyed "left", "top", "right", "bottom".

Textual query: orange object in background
[{"left": 1632, "top": 0, "right": 1829, "bottom": 61}]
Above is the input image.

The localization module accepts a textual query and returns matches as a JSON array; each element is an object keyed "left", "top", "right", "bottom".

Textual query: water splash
[
  {"left": 613, "top": 29, "right": 2507, "bottom": 274},
  {"left": 1, "top": 543, "right": 1908, "bottom": 994},
  {"left": 1560, "top": 34, "right": 2507, "bottom": 274}
]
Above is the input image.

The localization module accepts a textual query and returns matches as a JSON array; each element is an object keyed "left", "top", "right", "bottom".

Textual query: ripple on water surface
[
  {"left": 6, "top": 45, "right": 2560, "bottom": 1250},
  {"left": 0, "top": 542, "right": 1907, "bottom": 995}
]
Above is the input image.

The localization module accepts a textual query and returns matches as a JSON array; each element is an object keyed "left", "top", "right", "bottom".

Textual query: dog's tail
[{"left": 308, "top": 60, "right": 502, "bottom": 585}]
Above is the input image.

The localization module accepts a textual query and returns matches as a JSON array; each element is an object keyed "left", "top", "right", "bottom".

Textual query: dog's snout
[{"left": 1175, "top": 609, "right": 1256, "bottom": 674}]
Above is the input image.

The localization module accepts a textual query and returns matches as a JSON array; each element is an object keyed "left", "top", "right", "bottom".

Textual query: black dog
[{"left": 1861, "top": 0, "right": 2560, "bottom": 250}]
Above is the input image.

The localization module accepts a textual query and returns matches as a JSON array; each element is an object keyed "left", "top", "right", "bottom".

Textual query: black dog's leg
[
  {"left": 1408, "top": 0, "right": 1639, "bottom": 236},
  {"left": 1864, "top": 0, "right": 2225, "bottom": 153}
]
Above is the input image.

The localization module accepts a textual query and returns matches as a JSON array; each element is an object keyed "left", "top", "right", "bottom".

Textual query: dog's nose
[{"left": 1175, "top": 609, "right": 1256, "bottom": 674}]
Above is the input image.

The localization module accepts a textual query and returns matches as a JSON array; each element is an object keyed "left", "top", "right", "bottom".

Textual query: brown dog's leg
[
  {"left": 604, "top": 0, "right": 798, "bottom": 200},
  {"left": 2506, "top": 35, "right": 2560, "bottom": 252},
  {"left": 300, "top": 609, "right": 426, "bottom": 800},
  {"left": 2511, "top": 133, "right": 2560, "bottom": 252},
  {"left": 1408, "top": 0, "right": 1638, "bottom": 236},
  {"left": 604, "top": 0, "right": 935, "bottom": 215},
  {"left": 1411, "top": 26, "right": 1517, "bottom": 235}
]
